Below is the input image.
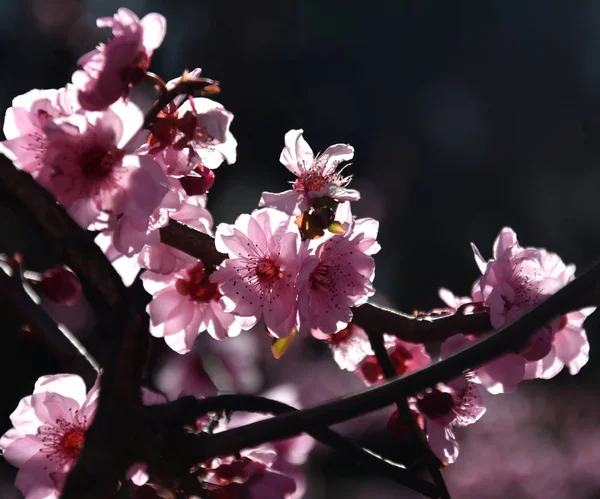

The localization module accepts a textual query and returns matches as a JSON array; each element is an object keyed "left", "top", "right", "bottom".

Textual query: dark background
[{"left": 1, "top": 1, "right": 600, "bottom": 497}]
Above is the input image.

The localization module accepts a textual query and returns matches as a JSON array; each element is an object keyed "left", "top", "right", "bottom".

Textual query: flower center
[
  {"left": 80, "top": 146, "right": 124, "bottom": 180},
  {"left": 294, "top": 170, "right": 328, "bottom": 193},
  {"left": 38, "top": 416, "right": 87, "bottom": 467},
  {"left": 60, "top": 429, "right": 85, "bottom": 459},
  {"left": 417, "top": 389, "right": 454, "bottom": 421},
  {"left": 256, "top": 259, "right": 280, "bottom": 282},
  {"left": 390, "top": 344, "right": 413, "bottom": 376},
  {"left": 176, "top": 262, "right": 220, "bottom": 302}
]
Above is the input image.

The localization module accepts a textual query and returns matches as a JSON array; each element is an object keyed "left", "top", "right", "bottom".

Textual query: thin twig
[{"left": 143, "top": 77, "right": 220, "bottom": 129}]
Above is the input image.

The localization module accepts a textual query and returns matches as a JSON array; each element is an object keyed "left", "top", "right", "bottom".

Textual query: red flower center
[
  {"left": 59, "top": 429, "right": 85, "bottom": 460},
  {"left": 176, "top": 262, "right": 220, "bottom": 302},
  {"left": 256, "top": 259, "right": 281, "bottom": 281},
  {"left": 80, "top": 146, "right": 124, "bottom": 180},
  {"left": 389, "top": 344, "right": 413, "bottom": 376},
  {"left": 417, "top": 389, "right": 454, "bottom": 420},
  {"left": 38, "top": 416, "right": 88, "bottom": 466}
]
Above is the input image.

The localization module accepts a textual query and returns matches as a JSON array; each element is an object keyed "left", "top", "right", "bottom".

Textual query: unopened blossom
[
  {"left": 39, "top": 99, "right": 167, "bottom": 229},
  {"left": 472, "top": 227, "right": 595, "bottom": 377},
  {"left": 0, "top": 374, "right": 99, "bottom": 498},
  {"left": 259, "top": 129, "right": 359, "bottom": 215},
  {"left": 211, "top": 208, "right": 303, "bottom": 338},
  {"left": 73, "top": 8, "right": 166, "bottom": 110},
  {"left": 39, "top": 265, "right": 82, "bottom": 306},
  {"left": 143, "top": 259, "right": 241, "bottom": 353},
  {"left": 358, "top": 336, "right": 431, "bottom": 385},
  {"left": 0, "top": 86, "right": 79, "bottom": 174},
  {"left": 296, "top": 218, "right": 379, "bottom": 335},
  {"left": 145, "top": 93, "right": 237, "bottom": 175}
]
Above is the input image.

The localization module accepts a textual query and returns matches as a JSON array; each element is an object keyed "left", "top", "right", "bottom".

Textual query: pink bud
[
  {"left": 179, "top": 164, "right": 215, "bottom": 195},
  {"left": 40, "top": 266, "right": 82, "bottom": 306}
]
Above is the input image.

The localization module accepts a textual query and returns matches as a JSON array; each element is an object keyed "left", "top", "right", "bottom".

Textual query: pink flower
[
  {"left": 73, "top": 8, "right": 166, "bottom": 110},
  {"left": 472, "top": 227, "right": 595, "bottom": 377},
  {"left": 211, "top": 208, "right": 303, "bottom": 338},
  {"left": 0, "top": 86, "right": 79, "bottom": 174},
  {"left": 205, "top": 457, "right": 297, "bottom": 499},
  {"left": 145, "top": 95, "right": 237, "bottom": 175},
  {"left": 0, "top": 374, "right": 99, "bottom": 499},
  {"left": 143, "top": 260, "right": 242, "bottom": 354},
  {"left": 416, "top": 363, "right": 485, "bottom": 464},
  {"left": 97, "top": 191, "right": 213, "bottom": 284},
  {"left": 312, "top": 323, "right": 380, "bottom": 372},
  {"left": 442, "top": 333, "right": 525, "bottom": 395},
  {"left": 39, "top": 100, "right": 167, "bottom": 229},
  {"left": 296, "top": 218, "right": 379, "bottom": 335},
  {"left": 259, "top": 129, "right": 359, "bottom": 215},
  {"left": 357, "top": 336, "right": 431, "bottom": 385},
  {"left": 524, "top": 305, "right": 596, "bottom": 380}
]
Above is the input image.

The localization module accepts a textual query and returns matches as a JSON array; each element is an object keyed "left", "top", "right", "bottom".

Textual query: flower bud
[{"left": 40, "top": 266, "right": 82, "bottom": 306}]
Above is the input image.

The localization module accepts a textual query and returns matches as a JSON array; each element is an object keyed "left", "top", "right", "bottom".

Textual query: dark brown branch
[
  {"left": 160, "top": 220, "right": 227, "bottom": 269},
  {"left": 149, "top": 396, "right": 439, "bottom": 498},
  {"left": 0, "top": 157, "right": 151, "bottom": 498},
  {"left": 143, "top": 76, "right": 221, "bottom": 129},
  {"left": 190, "top": 259, "right": 600, "bottom": 460},
  {"left": 159, "top": 220, "right": 492, "bottom": 343},
  {"left": 353, "top": 302, "right": 492, "bottom": 343}
]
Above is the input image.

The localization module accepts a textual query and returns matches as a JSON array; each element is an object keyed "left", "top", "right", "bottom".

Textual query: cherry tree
[{"left": 0, "top": 7, "right": 598, "bottom": 499}]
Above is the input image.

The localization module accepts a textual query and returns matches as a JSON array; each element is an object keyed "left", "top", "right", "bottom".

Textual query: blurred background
[{"left": 1, "top": 0, "right": 600, "bottom": 497}]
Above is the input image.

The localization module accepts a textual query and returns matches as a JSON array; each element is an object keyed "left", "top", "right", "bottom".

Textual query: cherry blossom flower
[
  {"left": 73, "top": 8, "right": 166, "bottom": 110},
  {"left": 143, "top": 259, "right": 241, "bottom": 354},
  {"left": 0, "top": 86, "right": 79, "bottom": 174},
  {"left": 97, "top": 191, "right": 212, "bottom": 284},
  {"left": 472, "top": 227, "right": 595, "bottom": 377},
  {"left": 296, "top": 218, "right": 379, "bottom": 335},
  {"left": 39, "top": 99, "right": 167, "bottom": 229},
  {"left": 415, "top": 340, "right": 486, "bottom": 464},
  {"left": 211, "top": 208, "right": 303, "bottom": 338},
  {"left": 259, "top": 129, "right": 359, "bottom": 215},
  {"left": 0, "top": 374, "right": 100, "bottom": 499},
  {"left": 145, "top": 93, "right": 237, "bottom": 175},
  {"left": 0, "top": 374, "right": 167, "bottom": 498}
]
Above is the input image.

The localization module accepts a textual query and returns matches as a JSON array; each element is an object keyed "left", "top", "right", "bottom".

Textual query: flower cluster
[
  {"left": 0, "top": 4, "right": 597, "bottom": 499},
  {"left": 316, "top": 227, "right": 595, "bottom": 465}
]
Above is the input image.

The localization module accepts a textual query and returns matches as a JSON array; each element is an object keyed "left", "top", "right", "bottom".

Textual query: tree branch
[
  {"left": 0, "top": 157, "right": 151, "bottom": 499},
  {"left": 159, "top": 220, "right": 493, "bottom": 344},
  {"left": 148, "top": 395, "right": 440, "bottom": 498},
  {"left": 190, "top": 260, "right": 600, "bottom": 460}
]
